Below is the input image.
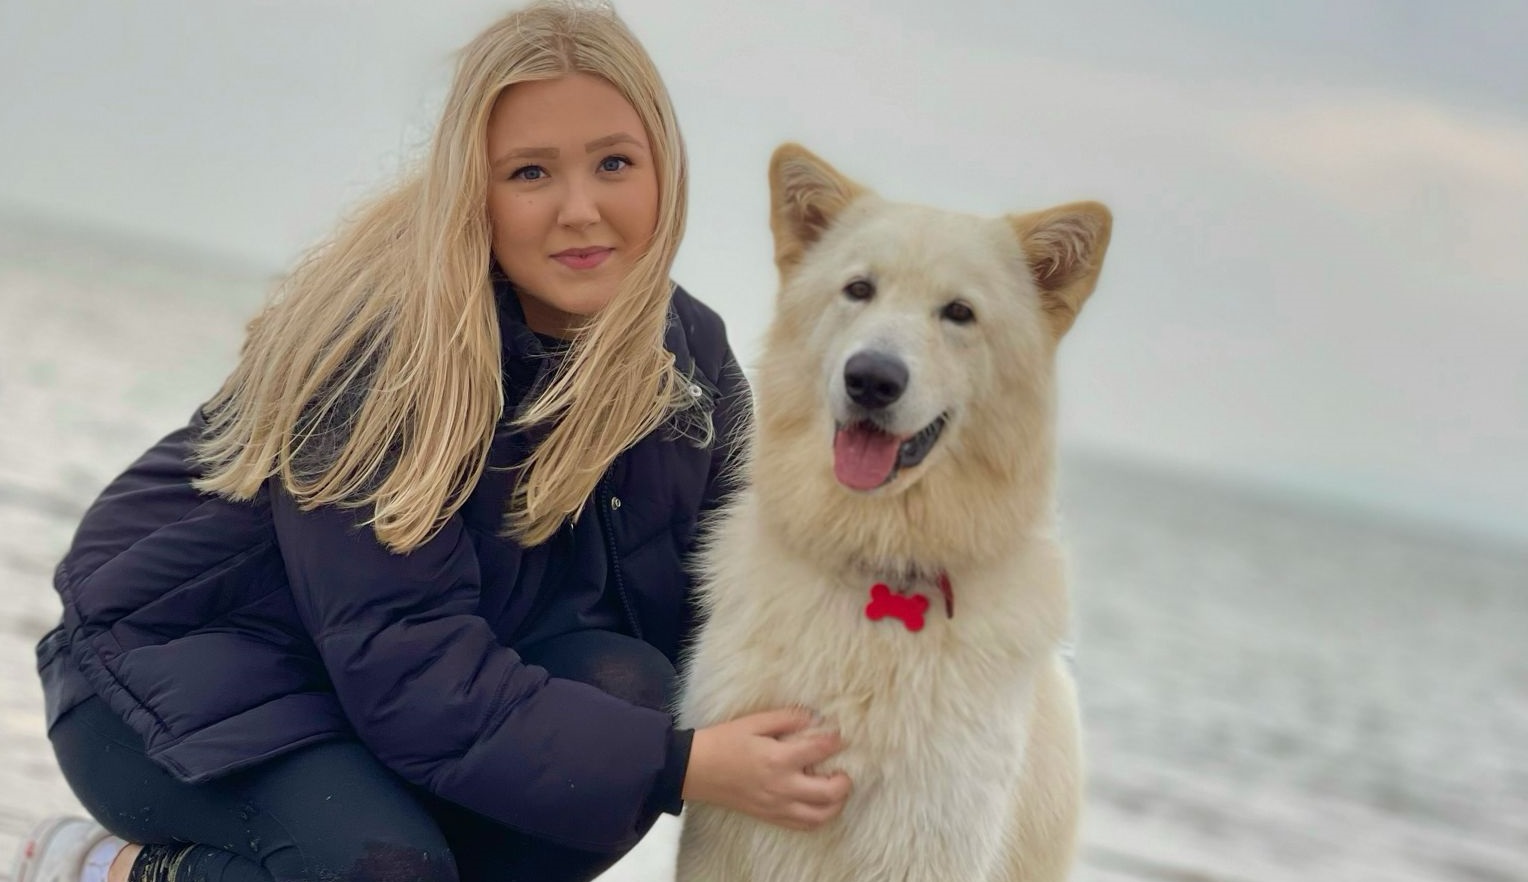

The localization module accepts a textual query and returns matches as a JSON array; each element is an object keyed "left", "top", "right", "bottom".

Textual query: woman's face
[{"left": 486, "top": 73, "right": 660, "bottom": 338}]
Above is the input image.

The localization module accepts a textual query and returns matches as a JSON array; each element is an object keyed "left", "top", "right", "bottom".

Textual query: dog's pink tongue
[{"left": 833, "top": 424, "right": 900, "bottom": 490}]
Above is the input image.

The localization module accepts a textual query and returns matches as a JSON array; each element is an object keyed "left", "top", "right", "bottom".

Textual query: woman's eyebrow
[
  {"left": 492, "top": 145, "right": 558, "bottom": 169},
  {"left": 584, "top": 133, "right": 644, "bottom": 152}
]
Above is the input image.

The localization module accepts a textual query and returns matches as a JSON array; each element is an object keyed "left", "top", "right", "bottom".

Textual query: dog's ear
[
  {"left": 1007, "top": 202, "right": 1113, "bottom": 337},
  {"left": 769, "top": 143, "right": 868, "bottom": 277}
]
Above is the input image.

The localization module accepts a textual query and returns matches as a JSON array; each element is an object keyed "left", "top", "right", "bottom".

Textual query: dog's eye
[
  {"left": 843, "top": 279, "right": 876, "bottom": 302},
  {"left": 942, "top": 301, "right": 976, "bottom": 324}
]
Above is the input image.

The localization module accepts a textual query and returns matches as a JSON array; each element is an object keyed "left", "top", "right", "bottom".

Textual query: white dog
[{"left": 675, "top": 143, "right": 1112, "bottom": 882}]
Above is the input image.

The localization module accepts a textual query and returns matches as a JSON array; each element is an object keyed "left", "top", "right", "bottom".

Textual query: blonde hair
[{"left": 194, "top": 0, "right": 690, "bottom": 550}]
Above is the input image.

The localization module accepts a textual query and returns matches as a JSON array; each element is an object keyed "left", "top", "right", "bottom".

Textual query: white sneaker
[{"left": 9, "top": 817, "right": 114, "bottom": 882}]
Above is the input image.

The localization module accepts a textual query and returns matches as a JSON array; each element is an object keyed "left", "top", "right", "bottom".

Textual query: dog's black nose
[{"left": 844, "top": 351, "right": 909, "bottom": 410}]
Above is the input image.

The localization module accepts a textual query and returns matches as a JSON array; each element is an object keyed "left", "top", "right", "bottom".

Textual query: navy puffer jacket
[{"left": 36, "top": 282, "right": 749, "bottom": 853}]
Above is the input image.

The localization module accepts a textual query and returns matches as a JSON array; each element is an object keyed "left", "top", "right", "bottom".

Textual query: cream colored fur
[{"left": 676, "top": 143, "right": 1112, "bottom": 882}]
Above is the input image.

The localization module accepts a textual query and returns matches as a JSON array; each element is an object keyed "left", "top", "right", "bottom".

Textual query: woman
[{"left": 11, "top": 3, "right": 851, "bottom": 881}]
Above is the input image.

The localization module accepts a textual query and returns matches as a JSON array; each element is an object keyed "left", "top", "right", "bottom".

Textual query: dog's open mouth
[{"left": 833, "top": 413, "right": 948, "bottom": 491}]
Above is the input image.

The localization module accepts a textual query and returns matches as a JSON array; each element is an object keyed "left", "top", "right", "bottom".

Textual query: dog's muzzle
[{"left": 834, "top": 349, "right": 948, "bottom": 490}]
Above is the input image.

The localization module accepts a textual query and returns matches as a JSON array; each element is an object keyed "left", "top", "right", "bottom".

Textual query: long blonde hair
[{"left": 194, "top": 0, "right": 690, "bottom": 551}]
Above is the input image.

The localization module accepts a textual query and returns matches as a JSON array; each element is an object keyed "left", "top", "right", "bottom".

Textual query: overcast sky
[{"left": 2, "top": 0, "right": 1524, "bottom": 544}]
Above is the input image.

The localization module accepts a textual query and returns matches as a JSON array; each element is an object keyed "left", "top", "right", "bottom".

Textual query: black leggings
[{"left": 49, "top": 630, "right": 678, "bottom": 882}]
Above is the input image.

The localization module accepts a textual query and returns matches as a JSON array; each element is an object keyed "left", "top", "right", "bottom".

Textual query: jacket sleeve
[{"left": 270, "top": 481, "right": 677, "bottom": 853}]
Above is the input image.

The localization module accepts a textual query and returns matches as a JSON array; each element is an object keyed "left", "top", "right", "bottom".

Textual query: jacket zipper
[{"left": 597, "top": 471, "right": 643, "bottom": 639}]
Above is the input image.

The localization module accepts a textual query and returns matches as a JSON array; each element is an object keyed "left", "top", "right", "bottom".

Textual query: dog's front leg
[{"left": 995, "top": 655, "right": 1082, "bottom": 881}]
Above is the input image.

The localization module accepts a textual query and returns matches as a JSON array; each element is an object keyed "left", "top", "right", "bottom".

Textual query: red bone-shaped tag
[{"left": 865, "top": 583, "right": 931, "bottom": 632}]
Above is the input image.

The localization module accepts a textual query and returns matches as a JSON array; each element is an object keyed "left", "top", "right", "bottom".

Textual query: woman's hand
[{"left": 682, "top": 708, "right": 852, "bottom": 831}]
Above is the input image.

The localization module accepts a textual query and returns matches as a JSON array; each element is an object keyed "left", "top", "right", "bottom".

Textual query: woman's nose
[{"left": 557, "top": 179, "right": 600, "bottom": 230}]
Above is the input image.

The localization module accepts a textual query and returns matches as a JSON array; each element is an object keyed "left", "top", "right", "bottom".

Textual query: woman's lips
[{"left": 552, "top": 247, "right": 613, "bottom": 270}]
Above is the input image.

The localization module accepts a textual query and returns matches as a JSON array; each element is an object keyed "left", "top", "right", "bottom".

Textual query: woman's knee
[{"left": 521, "top": 631, "right": 677, "bottom": 712}]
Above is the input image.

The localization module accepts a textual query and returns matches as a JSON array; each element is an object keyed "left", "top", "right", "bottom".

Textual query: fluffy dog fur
[{"left": 676, "top": 143, "right": 1112, "bottom": 882}]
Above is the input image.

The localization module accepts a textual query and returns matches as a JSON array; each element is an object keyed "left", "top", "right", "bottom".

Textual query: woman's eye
[
  {"left": 843, "top": 279, "right": 875, "bottom": 301},
  {"left": 599, "top": 155, "right": 631, "bottom": 173},
  {"left": 941, "top": 300, "right": 976, "bottom": 324},
  {"left": 510, "top": 165, "right": 547, "bottom": 182}
]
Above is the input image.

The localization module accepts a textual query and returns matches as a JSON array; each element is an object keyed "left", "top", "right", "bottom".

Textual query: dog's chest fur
[{"left": 679, "top": 497, "right": 1064, "bottom": 881}]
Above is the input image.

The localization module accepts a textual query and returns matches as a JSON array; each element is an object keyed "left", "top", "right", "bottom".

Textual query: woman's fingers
[
  {"left": 690, "top": 708, "right": 853, "bottom": 831},
  {"left": 744, "top": 707, "right": 818, "bottom": 739},
  {"left": 783, "top": 787, "right": 850, "bottom": 829},
  {"left": 783, "top": 725, "right": 843, "bottom": 767},
  {"left": 789, "top": 770, "right": 853, "bottom": 807}
]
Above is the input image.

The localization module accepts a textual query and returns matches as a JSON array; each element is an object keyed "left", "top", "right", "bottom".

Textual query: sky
[{"left": 1, "top": 0, "right": 1524, "bottom": 545}]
